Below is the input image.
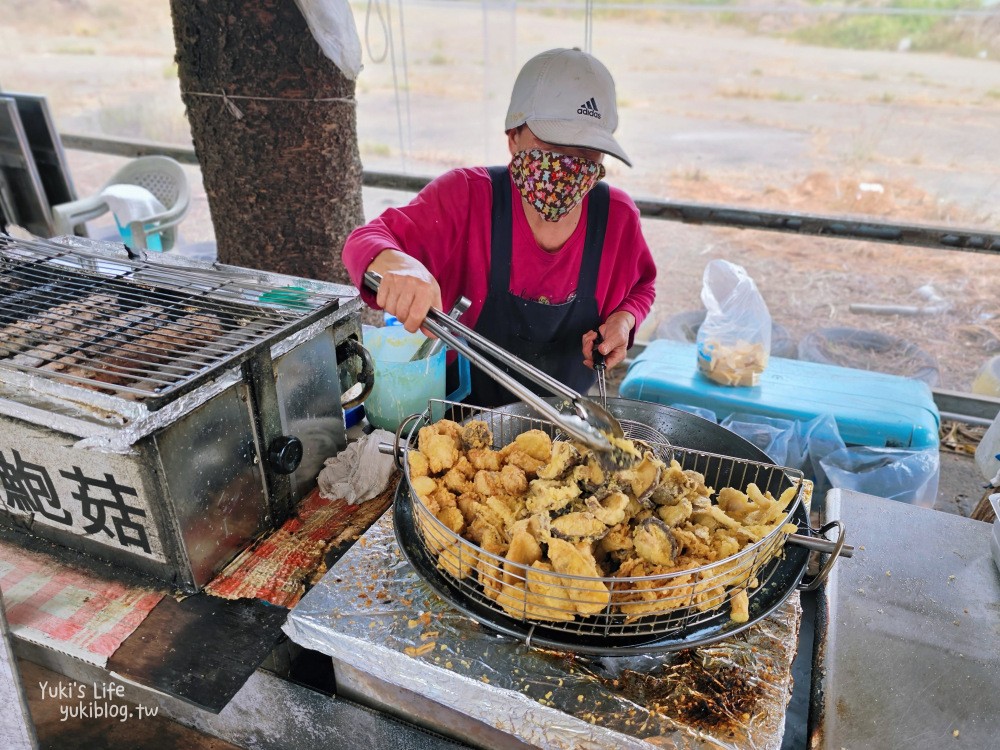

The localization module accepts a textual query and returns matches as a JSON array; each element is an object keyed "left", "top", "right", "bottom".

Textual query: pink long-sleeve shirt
[{"left": 342, "top": 167, "right": 656, "bottom": 340}]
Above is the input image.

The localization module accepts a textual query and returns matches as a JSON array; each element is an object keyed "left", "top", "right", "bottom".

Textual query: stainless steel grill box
[{"left": 0, "top": 234, "right": 371, "bottom": 591}]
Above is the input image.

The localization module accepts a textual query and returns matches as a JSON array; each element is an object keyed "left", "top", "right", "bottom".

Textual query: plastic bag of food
[{"left": 696, "top": 260, "right": 772, "bottom": 386}]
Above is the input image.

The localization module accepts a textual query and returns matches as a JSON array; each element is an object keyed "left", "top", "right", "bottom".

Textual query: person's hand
[
  {"left": 583, "top": 311, "right": 635, "bottom": 370},
  {"left": 367, "top": 251, "right": 442, "bottom": 334}
]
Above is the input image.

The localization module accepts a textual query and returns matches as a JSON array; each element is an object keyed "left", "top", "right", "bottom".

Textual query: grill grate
[{"left": 0, "top": 234, "right": 345, "bottom": 408}]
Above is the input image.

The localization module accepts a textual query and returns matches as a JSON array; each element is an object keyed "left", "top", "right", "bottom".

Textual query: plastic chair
[{"left": 51, "top": 155, "right": 190, "bottom": 251}]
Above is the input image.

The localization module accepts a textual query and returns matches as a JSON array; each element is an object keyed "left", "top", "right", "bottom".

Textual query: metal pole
[{"left": 58, "top": 133, "right": 1000, "bottom": 255}]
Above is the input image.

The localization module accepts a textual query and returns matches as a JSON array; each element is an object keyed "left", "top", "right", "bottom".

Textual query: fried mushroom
[
  {"left": 584, "top": 491, "right": 630, "bottom": 527},
  {"left": 526, "top": 479, "right": 581, "bottom": 513},
  {"left": 632, "top": 518, "right": 679, "bottom": 567},
  {"left": 460, "top": 420, "right": 493, "bottom": 451},
  {"left": 536, "top": 441, "right": 582, "bottom": 480},
  {"left": 550, "top": 511, "right": 609, "bottom": 543}
]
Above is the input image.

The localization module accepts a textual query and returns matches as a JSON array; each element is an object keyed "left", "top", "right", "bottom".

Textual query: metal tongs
[
  {"left": 364, "top": 272, "right": 624, "bottom": 458},
  {"left": 592, "top": 331, "right": 608, "bottom": 410}
]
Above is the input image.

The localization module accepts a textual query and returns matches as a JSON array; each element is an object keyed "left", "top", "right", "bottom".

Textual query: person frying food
[{"left": 343, "top": 47, "right": 656, "bottom": 407}]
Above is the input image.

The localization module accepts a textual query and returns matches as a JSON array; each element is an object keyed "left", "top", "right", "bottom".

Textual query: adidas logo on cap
[{"left": 577, "top": 98, "right": 601, "bottom": 119}]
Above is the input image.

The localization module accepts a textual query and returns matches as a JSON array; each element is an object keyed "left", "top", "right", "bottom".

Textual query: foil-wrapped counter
[{"left": 285, "top": 509, "right": 802, "bottom": 749}]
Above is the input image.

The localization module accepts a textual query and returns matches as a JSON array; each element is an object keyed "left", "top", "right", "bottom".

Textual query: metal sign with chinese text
[{"left": 0, "top": 421, "right": 165, "bottom": 562}]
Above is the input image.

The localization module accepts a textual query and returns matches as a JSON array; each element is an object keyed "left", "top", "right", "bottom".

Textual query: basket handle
[
  {"left": 376, "top": 412, "right": 425, "bottom": 471},
  {"left": 797, "top": 520, "right": 851, "bottom": 592}
]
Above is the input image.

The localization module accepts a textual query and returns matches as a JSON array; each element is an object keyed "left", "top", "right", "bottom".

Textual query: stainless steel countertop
[{"left": 813, "top": 489, "right": 1000, "bottom": 749}]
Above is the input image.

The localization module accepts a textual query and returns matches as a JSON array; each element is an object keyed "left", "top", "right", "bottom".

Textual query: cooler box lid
[{"left": 620, "top": 340, "right": 939, "bottom": 449}]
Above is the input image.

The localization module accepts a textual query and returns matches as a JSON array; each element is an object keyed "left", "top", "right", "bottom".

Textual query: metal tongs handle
[
  {"left": 363, "top": 272, "right": 612, "bottom": 451},
  {"left": 592, "top": 331, "right": 607, "bottom": 410}
]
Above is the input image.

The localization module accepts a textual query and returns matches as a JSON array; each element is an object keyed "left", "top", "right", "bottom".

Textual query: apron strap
[
  {"left": 576, "top": 181, "right": 609, "bottom": 301},
  {"left": 488, "top": 166, "right": 609, "bottom": 298},
  {"left": 487, "top": 166, "right": 513, "bottom": 291}
]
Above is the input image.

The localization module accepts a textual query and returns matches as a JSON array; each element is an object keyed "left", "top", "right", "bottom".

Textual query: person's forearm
[
  {"left": 365, "top": 251, "right": 442, "bottom": 333},
  {"left": 367, "top": 249, "right": 411, "bottom": 276},
  {"left": 607, "top": 309, "right": 635, "bottom": 332}
]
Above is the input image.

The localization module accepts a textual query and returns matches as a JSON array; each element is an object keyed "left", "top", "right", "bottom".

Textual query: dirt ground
[
  {"left": 4, "top": 1, "right": 997, "bottom": 392},
  {"left": 3, "top": 8, "right": 998, "bottom": 749}
]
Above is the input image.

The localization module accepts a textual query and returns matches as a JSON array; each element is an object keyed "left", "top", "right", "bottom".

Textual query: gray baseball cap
[{"left": 505, "top": 47, "right": 631, "bottom": 167}]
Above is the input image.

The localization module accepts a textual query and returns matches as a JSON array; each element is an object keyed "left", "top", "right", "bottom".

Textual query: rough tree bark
[{"left": 169, "top": 0, "right": 363, "bottom": 285}]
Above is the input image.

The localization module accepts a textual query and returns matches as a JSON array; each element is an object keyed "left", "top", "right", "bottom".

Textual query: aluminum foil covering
[{"left": 285, "top": 512, "right": 803, "bottom": 750}]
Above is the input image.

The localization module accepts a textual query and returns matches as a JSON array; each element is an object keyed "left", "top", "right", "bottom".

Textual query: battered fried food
[
  {"left": 550, "top": 512, "right": 608, "bottom": 543},
  {"left": 526, "top": 479, "right": 581, "bottom": 514},
  {"left": 461, "top": 420, "right": 493, "bottom": 451},
  {"left": 536, "top": 441, "right": 582, "bottom": 480},
  {"left": 496, "top": 531, "right": 544, "bottom": 617},
  {"left": 421, "top": 433, "right": 459, "bottom": 474},
  {"left": 508, "top": 429, "right": 553, "bottom": 462},
  {"left": 546, "top": 538, "right": 610, "bottom": 616},
  {"left": 584, "top": 491, "right": 630, "bottom": 527},
  {"left": 524, "top": 562, "right": 577, "bottom": 622},
  {"left": 633, "top": 518, "right": 679, "bottom": 567},
  {"left": 407, "top": 416, "right": 800, "bottom": 626},
  {"left": 408, "top": 450, "right": 430, "bottom": 478}
]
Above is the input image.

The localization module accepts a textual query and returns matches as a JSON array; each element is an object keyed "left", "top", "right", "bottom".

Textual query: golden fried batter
[
  {"left": 550, "top": 512, "right": 609, "bottom": 543},
  {"left": 421, "top": 433, "right": 459, "bottom": 474},
  {"left": 441, "top": 466, "right": 472, "bottom": 494},
  {"left": 467, "top": 447, "right": 501, "bottom": 472},
  {"left": 526, "top": 479, "right": 581, "bottom": 514},
  {"left": 510, "top": 429, "right": 553, "bottom": 462},
  {"left": 546, "top": 538, "right": 611, "bottom": 616},
  {"left": 408, "top": 450, "right": 430, "bottom": 478},
  {"left": 500, "top": 464, "right": 528, "bottom": 495},
  {"left": 461, "top": 420, "right": 493, "bottom": 451},
  {"left": 504, "top": 449, "right": 546, "bottom": 475},
  {"left": 524, "top": 561, "right": 577, "bottom": 622},
  {"left": 408, "top": 415, "right": 800, "bottom": 626},
  {"left": 657, "top": 498, "right": 693, "bottom": 527},
  {"left": 585, "top": 491, "right": 630, "bottom": 527},
  {"left": 495, "top": 531, "right": 544, "bottom": 617},
  {"left": 618, "top": 452, "right": 662, "bottom": 502},
  {"left": 473, "top": 469, "right": 505, "bottom": 498},
  {"left": 633, "top": 518, "right": 679, "bottom": 567},
  {"left": 536, "top": 441, "right": 582, "bottom": 480}
]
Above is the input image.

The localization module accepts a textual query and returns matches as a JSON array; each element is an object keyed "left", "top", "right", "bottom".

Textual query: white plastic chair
[{"left": 51, "top": 155, "right": 191, "bottom": 251}]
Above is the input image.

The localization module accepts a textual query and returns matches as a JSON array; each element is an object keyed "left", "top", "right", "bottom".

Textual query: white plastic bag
[
  {"left": 294, "top": 0, "right": 363, "bottom": 80},
  {"left": 696, "top": 260, "right": 772, "bottom": 386},
  {"left": 720, "top": 413, "right": 808, "bottom": 469},
  {"left": 820, "top": 446, "right": 940, "bottom": 507}
]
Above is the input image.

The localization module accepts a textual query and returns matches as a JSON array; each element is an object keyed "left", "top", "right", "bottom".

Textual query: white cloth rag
[
  {"left": 100, "top": 184, "right": 167, "bottom": 226},
  {"left": 316, "top": 429, "right": 396, "bottom": 504}
]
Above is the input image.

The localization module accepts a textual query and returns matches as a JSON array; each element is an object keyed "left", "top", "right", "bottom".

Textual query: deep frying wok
[{"left": 391, "top": 396, "right": 847, "bottom": 654}]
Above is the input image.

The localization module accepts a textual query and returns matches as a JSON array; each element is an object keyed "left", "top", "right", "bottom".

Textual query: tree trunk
[{"left": 169, "top": 0, "right": 363, "bottom": 285}]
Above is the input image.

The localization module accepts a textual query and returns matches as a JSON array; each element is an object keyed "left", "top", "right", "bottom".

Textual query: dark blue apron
[{"left": 462, "top": 166, "right": 609, "bottom": 408}]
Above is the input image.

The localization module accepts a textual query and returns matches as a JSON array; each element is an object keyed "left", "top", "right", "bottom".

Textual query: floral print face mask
[{"left": 509, "top": 149, "right": 606, "bottom": 222}]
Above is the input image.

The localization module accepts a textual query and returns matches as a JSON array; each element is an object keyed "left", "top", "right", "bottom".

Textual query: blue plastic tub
[{"left": 620, "top": 340, "right": 939, "bottom": 449}]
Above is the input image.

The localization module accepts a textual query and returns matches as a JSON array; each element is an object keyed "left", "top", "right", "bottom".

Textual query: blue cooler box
[{"left": 620, "top": 340, "right": 939, "bottom": 449}]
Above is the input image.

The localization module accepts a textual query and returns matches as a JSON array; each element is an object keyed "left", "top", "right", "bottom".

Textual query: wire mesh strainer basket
[{"left": 393, "top": 400, "right": 806, "bottom": 650}]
